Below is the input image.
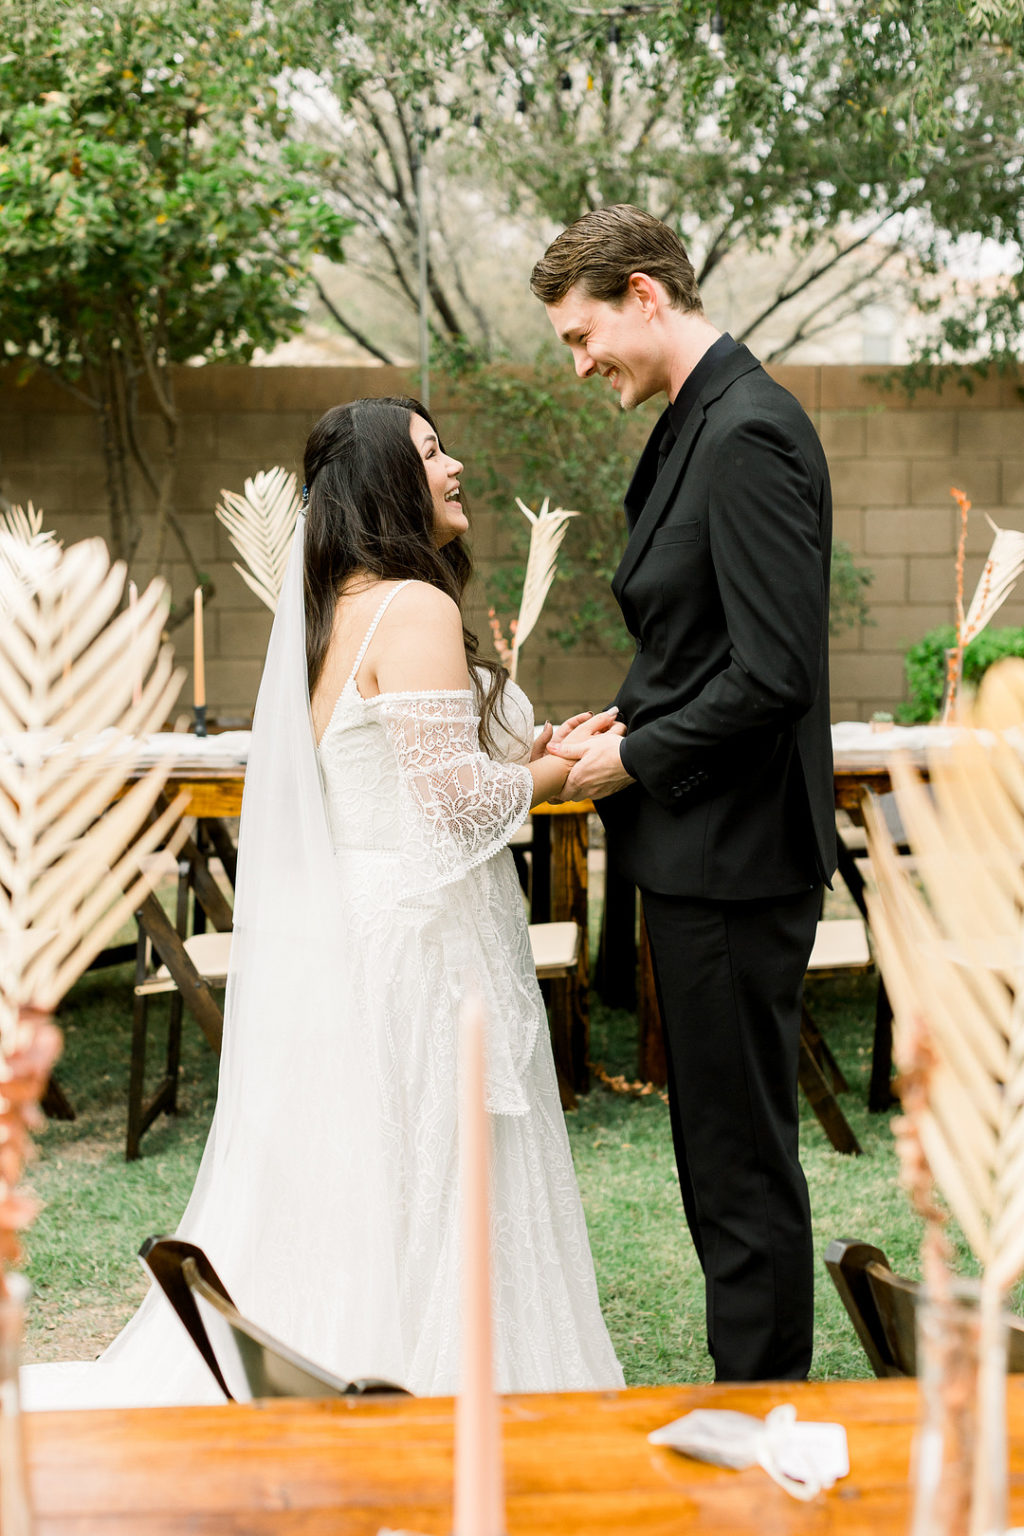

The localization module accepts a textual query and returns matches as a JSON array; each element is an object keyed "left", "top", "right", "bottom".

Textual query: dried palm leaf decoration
[
  {"left": 0, "top": 535, "right": 188, "bottom": 1045},
  {"left": 0, "top": 536, "right": 188, "bottom": 1289},
  {"left": 0, "top": 502, "right": 57, "bottom": 610},
  {"left": 865, "top": 657, "right": 1024, "bottom": 1534},
  {"left": 492, "top": 497, "right": 578, "bottom": 682},
  {"left": 944, "top": 487, "right": 1024, "bottom": 722},
  {"left": 0, "top": 502, "right": 52, "bottom": 549},
  {"left": 962, "top": 515, "right": 1024, "bottom": 644},
  {"left": 215, "top": 467, "right": 302, "bottom": 613}
]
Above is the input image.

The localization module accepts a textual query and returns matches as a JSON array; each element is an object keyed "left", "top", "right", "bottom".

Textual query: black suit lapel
[
  {"left": 613, "top": 345, "right": 763, "bottom": 600},
  {"left": 624, "top": 405, "right": 671, "bottom": 533},
  {"left": 613, "top": 405, "right": 706, "bottom": 600}
]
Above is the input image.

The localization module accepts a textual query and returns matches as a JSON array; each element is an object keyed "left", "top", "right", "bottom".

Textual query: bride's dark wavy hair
[{"left": 302, "top": 395, "right": 512, "bottom": 754}]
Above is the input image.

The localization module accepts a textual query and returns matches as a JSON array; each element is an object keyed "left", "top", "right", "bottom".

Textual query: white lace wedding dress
[{"left": 22, "top": 569, "right": 622, "bottom": 1409}]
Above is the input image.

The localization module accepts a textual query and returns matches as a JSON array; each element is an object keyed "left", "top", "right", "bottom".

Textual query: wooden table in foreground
[{"left": 27, "top": 1378, "right": 1024, "bottom": 1534}]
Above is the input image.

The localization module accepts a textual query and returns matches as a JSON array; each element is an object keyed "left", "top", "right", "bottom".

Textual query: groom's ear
[{"left": 627, "top": 273, "right": 661, "bottom": 318}]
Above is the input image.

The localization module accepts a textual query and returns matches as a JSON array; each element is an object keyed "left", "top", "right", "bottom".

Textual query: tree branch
[
  {"left": 736, "top": 207, "right": 910, "bottom": 342},
  {"left": 313, "top": 276, "right": 398, "bottom": 364},
  {"left": 760, "top": 249, "right": 900, "bottom": 361},
  {"left": 129, "top": 308, "right": 177, "bottom": 427}
]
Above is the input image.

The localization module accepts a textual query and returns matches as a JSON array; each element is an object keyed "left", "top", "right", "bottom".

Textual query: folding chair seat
[
  {"left": 528, "top": 920, "right": 580, "bottom": 979},
  {"left": 139, "top": 1236, "right": 411, "bottom": 1401}
]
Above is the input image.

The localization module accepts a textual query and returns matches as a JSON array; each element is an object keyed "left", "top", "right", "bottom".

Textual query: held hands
[
  {"left": 530, "top": 710, "right": 609, "bottom": 763},
  {"left": 553, "top": 708, "right": 625, "bottom": 753},
  {"left": 544, "top": 708, "right": 634, "bottom": 803}
]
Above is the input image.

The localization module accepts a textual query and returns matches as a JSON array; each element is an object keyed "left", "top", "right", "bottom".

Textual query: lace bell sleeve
[{"left": 378, "top": 693, "right": 533, "bottom": 900}]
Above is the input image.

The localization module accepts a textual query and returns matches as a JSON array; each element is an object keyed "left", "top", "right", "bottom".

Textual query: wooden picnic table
[{"left": 24, "top": 1376, "right": 1024, "bottom": 1533}]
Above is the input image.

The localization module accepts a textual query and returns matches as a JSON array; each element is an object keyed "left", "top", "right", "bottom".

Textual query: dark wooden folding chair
[
  {"left": 799, "top": 918, "right": 872, "bottom": 1157},
  {"left": 824, "top": 1237, "right": 1024, "bottom": 1377},
  {"left": 127, "top": 821, "right": 234, "bottom": 1160},
  {"left": 138, "top": 1236, "right": 410, "bottom": 1402}
]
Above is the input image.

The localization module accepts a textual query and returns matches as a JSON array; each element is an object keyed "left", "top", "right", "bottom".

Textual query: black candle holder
[{"left": 193, "top": 704, "right": 208, "bottom": 738}]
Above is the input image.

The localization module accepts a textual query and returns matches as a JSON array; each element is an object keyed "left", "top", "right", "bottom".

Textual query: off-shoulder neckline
[{"left": 316, "top": 675, "right": 476, "bottom": 748}]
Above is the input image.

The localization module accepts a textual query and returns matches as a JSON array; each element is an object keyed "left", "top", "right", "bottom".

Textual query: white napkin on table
[{"left": 649, "top": 1403, "right": 849, "bottom": 1502}]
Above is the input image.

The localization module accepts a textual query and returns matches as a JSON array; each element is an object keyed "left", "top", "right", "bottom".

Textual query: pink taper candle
[
  {"left": 453, "top": 993, "right": 506, "bottom": 1536},
  {"left": 192, "top": 587, "right": 206, "bottom": 710}
]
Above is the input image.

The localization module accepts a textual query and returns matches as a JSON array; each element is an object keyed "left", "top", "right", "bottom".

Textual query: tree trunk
[{"left": 95, "top": 355, "right": 140, "bottom": 566}]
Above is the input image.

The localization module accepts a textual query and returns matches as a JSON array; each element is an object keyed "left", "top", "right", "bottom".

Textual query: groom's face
[{"left": 545, "top": 279, "right": 668, "bottom": 410}]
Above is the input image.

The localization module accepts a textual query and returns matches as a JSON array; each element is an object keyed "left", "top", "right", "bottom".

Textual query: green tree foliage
[
  {"left": 286, "top": 0, "right": 1024, "bottom": 372},
  {"left": 0, "top": 0, "right": 347, "bottom": 597}
]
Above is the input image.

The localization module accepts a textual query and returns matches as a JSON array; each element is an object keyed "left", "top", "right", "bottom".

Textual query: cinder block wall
[
  {"left": 1, "top": 363, "right": 1021, "bottom": 724},
  {"left": 818, "top": 369, "right": 1024, "bottom": 720}
]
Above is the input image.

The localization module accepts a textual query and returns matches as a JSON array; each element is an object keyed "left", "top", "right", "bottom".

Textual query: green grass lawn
[{"left": 21, "top": 943, "right": 925, "bottom": 1382}]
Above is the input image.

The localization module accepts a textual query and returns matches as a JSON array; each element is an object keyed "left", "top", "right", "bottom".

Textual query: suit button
[{"left": 672, "top": 785, "right": 684, "bottom": 798}]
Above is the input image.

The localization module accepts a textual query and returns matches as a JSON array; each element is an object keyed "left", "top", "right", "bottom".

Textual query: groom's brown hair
[{"left": 530, "top": 204, "right": 703, "bottom": 314}]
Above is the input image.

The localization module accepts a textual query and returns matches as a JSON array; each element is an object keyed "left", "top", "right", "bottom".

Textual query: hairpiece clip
[{"left": 301, "top": 483, "right": 310, "bottom": 506}]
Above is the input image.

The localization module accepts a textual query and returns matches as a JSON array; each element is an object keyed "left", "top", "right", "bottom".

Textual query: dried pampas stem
[
  {"left": 507, "top": 497, "right": 578, "bottom": 682},
  {"left": 215, "top": 467, "right": 302, "bottom": 613}
]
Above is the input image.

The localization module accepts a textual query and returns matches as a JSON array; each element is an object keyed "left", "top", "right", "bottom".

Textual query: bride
[{"left": 23, "top": 395, "right": 623, "bottom": 1408}]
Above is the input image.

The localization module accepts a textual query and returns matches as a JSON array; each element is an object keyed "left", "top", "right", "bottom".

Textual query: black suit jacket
[{"left": 600, "top": 344, "right": 837, "bottom": 899}]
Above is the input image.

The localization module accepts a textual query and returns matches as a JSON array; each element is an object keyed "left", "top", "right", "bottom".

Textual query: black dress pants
[{"left": 641, "top": 883, "right": 821, "bottom": 1381}]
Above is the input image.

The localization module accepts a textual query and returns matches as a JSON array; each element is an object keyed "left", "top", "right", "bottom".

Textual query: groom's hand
[{"left": 548, "top": 726, "right": 634, "bottom": 802}]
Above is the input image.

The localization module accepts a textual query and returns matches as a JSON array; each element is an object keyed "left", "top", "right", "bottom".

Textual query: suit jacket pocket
[{"left": 651, "top": 520, "right": 700, "bottom": 547}]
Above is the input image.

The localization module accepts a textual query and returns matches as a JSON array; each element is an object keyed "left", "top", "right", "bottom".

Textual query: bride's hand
[
  {"left": 530, "top": 722, "right": 554, "bottom": 762},
  {"left": 553, "top": 708, "right": 624, "bottom": 753},
  {"left": 548, "top": 711, "right": 592, "bottom": 752}
]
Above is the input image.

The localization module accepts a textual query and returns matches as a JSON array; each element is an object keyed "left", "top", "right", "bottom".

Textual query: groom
[{"left": 533, "top": 206, "right": 836, "bottom": 1381}]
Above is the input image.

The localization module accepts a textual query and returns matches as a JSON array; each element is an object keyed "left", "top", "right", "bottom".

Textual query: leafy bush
[{"left": 898, "top": 626, "right": 1024, "bottom": 723}]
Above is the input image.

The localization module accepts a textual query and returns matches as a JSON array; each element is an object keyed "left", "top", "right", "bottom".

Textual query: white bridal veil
[{"left": 23, "top": 516, "right": 405, "bottom": 1408}]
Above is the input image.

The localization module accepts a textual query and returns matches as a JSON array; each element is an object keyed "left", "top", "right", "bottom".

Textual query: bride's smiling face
[{"left": 409, "top": 412, "right": 467, "bottom": 546}]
